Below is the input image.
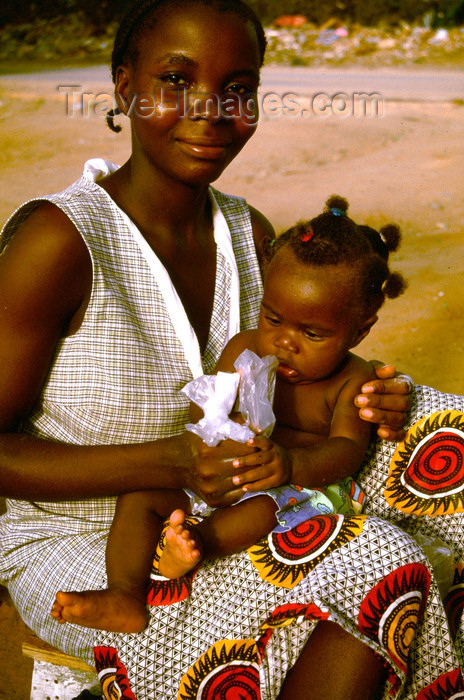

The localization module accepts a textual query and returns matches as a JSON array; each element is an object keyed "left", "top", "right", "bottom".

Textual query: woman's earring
[{"left": 106, "top": 107, "right": 122, "bottom": 133}]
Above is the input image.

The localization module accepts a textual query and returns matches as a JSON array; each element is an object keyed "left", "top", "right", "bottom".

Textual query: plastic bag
[
  {"left": 234, "top": 349, "right": 278, "bottom": 437},
  {"left": 182, "top": 349, "right": 278, "bottom": 446},
  {"left": 412, "top": 531, "right": 455, "bottom": 599}
]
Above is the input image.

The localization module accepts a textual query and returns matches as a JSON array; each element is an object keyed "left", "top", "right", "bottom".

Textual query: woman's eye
[
  {"left": 225, "top": 83, "right": 253, "bottom": 95},
  {"left": 160, "top": 73, "right": 189, "bottom": 88}
]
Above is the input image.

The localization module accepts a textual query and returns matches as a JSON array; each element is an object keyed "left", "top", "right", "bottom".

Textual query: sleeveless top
[{"left": 0, "top": 159, "right": 263, "bottom": 540}]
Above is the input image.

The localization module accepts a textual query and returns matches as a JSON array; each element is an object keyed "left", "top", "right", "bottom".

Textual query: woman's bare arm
[{"left": 0, "top": 205, "right": 186, "bottom": 499}]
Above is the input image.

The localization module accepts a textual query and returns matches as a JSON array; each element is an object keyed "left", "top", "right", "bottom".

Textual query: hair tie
[
  {"left": 269, "top": 238, "right": 276, "bottom": 248},
  {"left": 330, "top": 207, "right": 346, "bottom": 217},
  {"left": 301, "top": 228, "right": 314, "bottom": 243}
]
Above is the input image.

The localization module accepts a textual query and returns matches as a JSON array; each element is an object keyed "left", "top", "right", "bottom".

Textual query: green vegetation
[{"left": 0, "top": 0, "right": 462, "bottom": 72}]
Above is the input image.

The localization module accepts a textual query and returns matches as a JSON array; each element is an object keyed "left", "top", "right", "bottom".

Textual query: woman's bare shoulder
[
  {"left": 3, "top": 201, "right": 89, "bottom": 261},
  {"left": 0, "top": 201, "right": 91, "bottom": 327}
]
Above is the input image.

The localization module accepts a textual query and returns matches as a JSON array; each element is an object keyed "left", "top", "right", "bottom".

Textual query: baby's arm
[{"left": 233, "top": 361, "right": 376, "bottom": 493}]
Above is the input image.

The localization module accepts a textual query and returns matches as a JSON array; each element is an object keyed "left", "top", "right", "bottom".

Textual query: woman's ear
[
  {"left": 351, "top": 314, "right": 378, "bottom": 348},
  {"left": 114, "top": 66, "right": 132, "bottom": 115}
]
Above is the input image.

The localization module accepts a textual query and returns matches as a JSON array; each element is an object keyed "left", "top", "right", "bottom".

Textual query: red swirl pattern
[
  {"left": 444, "top": 563, "right": 464, "bottom": 640},
  {"left": 194, "top": 664, "right": 260, "bottom": 699},
  {"left": 146, "top": 570, "right": 195, "bottom": 606},
  {"left": 178, "top": 639, "right": 260, "bottom": 700},
  {"left": 269, "top": 516, "right": 343, "bottom": 562},
  {"left": 358, "top": 563, "right": 430, "bottom": 676},
  {"left": 385, "top": 411, "right": 464, "bottom": 516},
  {"left": 402, "top": 431, "right": 464, "bottom": 496},
  {"left": 248, "top": 515, "right": 364, "bottom": 588}
]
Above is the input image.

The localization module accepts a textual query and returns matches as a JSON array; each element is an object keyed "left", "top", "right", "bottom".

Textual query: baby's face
[{"left": 256, "top": 249, "right": 365, "bottom": 384}]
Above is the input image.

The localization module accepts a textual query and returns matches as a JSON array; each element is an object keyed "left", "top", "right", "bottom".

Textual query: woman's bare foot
[
  {"left": 157, "top": 509, "right": 203, "bottom": 579},
  {"left": 51, "top": 588, "right": 147, "bottom": 633}
]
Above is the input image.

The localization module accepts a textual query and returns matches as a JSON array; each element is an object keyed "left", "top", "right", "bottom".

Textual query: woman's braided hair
[
  {"left": 263, "top": 195, "right": 407, "bottom": 317},
  {"left": 106, "top": 0, "right": 267, "bottom": 132}
]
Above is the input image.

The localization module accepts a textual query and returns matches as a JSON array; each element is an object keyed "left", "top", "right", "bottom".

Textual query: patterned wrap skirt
[{"left": 4, "top": 385, "right": 464, "bottom": 699}]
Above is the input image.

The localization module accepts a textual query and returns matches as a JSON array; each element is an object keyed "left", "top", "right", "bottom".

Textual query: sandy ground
[{"left": 0, "top": 66, "right": 464, "bottom": 698}]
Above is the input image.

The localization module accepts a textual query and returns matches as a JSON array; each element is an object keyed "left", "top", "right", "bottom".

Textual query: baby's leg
[
  {"left": 51, "top": 489, "right": 190, "bottom": 633},
  {"left": 197, "top": 494, "right": 278, "bottom": 559}
]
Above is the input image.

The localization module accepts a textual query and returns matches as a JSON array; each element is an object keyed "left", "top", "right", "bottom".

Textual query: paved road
[
  {"left": 260, "top": 65, "right": 464, "bottom": 102},
  {"left": 2, "top": 64, "right": 463, "bottom": 102}
]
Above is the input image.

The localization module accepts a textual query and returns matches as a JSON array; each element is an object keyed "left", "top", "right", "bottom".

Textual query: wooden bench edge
[{"left": 22, "top": 633, "right": 96, "bottom": 674}]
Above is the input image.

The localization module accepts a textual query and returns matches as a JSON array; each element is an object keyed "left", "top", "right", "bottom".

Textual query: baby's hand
[{"left": 232, "top": 436, "right": 291, "bottom": 492}]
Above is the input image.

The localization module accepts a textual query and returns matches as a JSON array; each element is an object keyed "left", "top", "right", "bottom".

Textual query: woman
[{"left": 0, "top": 1, "right": 459, "bottom": 698}]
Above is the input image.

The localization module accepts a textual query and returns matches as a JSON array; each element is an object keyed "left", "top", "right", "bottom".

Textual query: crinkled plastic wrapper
[
  {"left": 182, "top": 349, "right": 278, "bottom": 446},
  {"left": 412, "top": 531, "right": 455, "bottom": 598}
]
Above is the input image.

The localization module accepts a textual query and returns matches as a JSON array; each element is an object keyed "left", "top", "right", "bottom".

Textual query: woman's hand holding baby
[{"left": 356, "top": 364, "right": 414, "bottom": 441}]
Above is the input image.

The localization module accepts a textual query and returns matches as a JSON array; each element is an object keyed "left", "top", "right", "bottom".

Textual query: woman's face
[
  {"left": 115, "top": 4, "right": 261, "bottom": 187},
  {"left": 256, "top": 249, "right": 367, "bottom": 385}
]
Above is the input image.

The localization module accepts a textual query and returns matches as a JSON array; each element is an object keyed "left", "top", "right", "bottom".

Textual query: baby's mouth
[{"left": 276, "top": 361, "right": 298, "bottom": 379}]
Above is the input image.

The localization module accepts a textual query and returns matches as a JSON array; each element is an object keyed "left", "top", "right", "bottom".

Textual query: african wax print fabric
[{"left": 358, "top": 384, "right": 464, "bottom": 682}]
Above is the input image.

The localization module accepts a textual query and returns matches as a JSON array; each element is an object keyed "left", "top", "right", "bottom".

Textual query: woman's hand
[
  {"left": 354, "top": 364, "right": 413, "bottom": 441},
  {"left": 182, "top": 432, "right": 262, "bottom": 508},
  {"left": 229, "top": 435, "right": 292, "bottom": 493}
]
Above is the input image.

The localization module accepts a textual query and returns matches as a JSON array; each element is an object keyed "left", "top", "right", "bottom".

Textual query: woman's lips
[{"left": 176, "top": 138, "right": 230, "bottom": 159}]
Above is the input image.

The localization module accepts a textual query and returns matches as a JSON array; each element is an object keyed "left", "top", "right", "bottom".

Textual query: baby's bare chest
[{"left": 273, "top": 381, "right": 334, "bottom": 436}]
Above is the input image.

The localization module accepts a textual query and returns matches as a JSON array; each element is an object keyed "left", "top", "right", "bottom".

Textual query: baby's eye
[
  {"left": 265, "top": 315, "right": 280, "bottom": 326},
  {"left": 303, "top": 329, "right": 323, "bottom": 341}
]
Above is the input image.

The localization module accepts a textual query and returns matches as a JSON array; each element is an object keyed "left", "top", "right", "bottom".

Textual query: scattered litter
[
  {"left": 1, "top": 15, "right": 463, "bottom": 68},
  {"left": 273, "top": 15, "right": 308, "bottom": 29},
  {"left": 429, "top": 28, "right": 450, "bottom": 45},
  {"left": 316, "top": 29, "right": 342, "bottom": 46},
  {"left": 264, "top": 22, "right": 464, "bottom": 67}
]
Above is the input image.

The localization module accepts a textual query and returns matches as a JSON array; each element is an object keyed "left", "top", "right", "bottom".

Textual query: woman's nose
[{"left": 188, "top": 91, "right": 223, "bottom": 123}]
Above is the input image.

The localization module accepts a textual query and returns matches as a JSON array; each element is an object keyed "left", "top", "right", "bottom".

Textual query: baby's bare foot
[
  {"left": 51, "top": 589, "right": 147, "bottom": 633},
  {"left": 158, "top": 509, "right": 202, "bottom": 579}
]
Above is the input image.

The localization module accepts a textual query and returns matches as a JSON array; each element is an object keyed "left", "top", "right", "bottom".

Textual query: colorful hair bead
[
  {"left": 301, "top": 228, "right": 314, "bottom": 242},
  {"left": 330, "top": 207, "right": 346, "bottom": 217}
]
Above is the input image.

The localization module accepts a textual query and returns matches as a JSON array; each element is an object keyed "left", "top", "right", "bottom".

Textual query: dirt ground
[{"left": 0, "top": 66, "right": 464, "bottom": 698}]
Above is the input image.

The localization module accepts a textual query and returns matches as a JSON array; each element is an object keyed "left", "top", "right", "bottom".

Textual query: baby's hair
[
  {"left": 106, "top": 0, "right": 267, "bottom": 132},
  {"left": 263, "top": 195, "right": 407, "bottom": 317}
]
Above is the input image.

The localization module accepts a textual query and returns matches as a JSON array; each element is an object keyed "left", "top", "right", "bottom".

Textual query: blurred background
[{"left": 0, "top": 0, "right": 464, "bottom": 72}]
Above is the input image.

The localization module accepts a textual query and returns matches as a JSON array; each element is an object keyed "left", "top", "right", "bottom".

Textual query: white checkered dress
[{"left": 0, "top": 163, "right": 262, "bottom": 659}]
